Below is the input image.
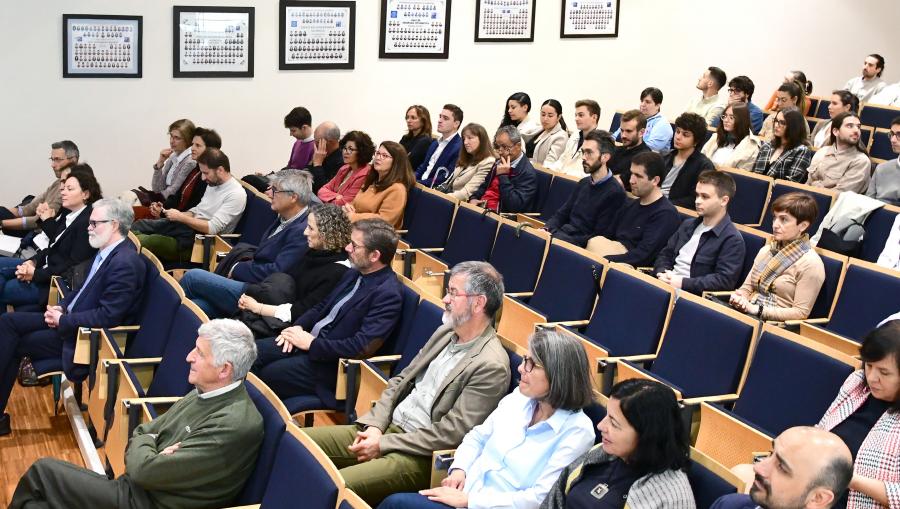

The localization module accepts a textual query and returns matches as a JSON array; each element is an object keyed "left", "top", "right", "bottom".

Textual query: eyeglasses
[
  {"left": 493, "top": 144, "right": 515, "bottom": 152},
  {"left": 773, "top": 119, "right": 787, "bottom": 127},
  {"left": 267, "top": 187, "right": 294, "bottom": 196},
  {"left": 88, "top": 219, "right": 113, "bottom": 229},
  {"left": 726, "top": 88, "right": 742, "bottom": 95},
  {"left": 889, "top": 131, "right": 900, "bottom": 139},
  {"left": 446, "top": 288, "right": 483, "bottom": 299},
  {"left": 348, "top": 240, "right": 366, "bottom": 251},
  {"left": 48, "top": 156, "right": 72, "bottom": 163},
  {"left": 373, "top": 151, "right": 393, "bottom": 160},
  {"left": 720, "top": 114, "right": 735, "bottom": 121},
  {"left": 522, "top": 355, "right": 544, "bottom": 373},
  {"left": 342, "top": 146, "right": 358, "bottom": 153}
]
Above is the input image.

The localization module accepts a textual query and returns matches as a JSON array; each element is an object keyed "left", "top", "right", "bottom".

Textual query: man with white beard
[
  {"left": 0, "top": 198, "right": 146, "bottom": 436},
  {"left": 301, "top": 261, "right": 512, "bottom": 505}
]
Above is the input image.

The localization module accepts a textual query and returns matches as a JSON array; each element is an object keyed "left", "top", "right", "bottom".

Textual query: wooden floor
[{"left": 0, "top": 382, "right": 84, "bottom": 507}]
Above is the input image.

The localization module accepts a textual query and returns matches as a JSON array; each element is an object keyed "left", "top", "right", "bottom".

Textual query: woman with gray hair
[{"left": 378, "top": 329, "right": 595, "bottom": 509}]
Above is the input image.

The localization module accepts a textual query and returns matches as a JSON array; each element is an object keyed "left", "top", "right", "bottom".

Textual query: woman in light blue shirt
[{"left": 378, "top": 330, "right": 596, "bottom": 509}]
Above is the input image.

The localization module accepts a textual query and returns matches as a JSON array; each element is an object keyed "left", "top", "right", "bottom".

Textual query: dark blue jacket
[
  {"left": 295, "top": 265, "right": 402, "bottom": 406},
  {"left": 710, "top": 494, "right": 757, "bottom": 509},
  {"left": 415, "top": 134, "right": 462, "bottom": 188},
  {"left": 606, "top": 196, "right": 680, "bottom": 266},
  {"left": 653, "top": 214, "right": 745, "bottom": 294},
  {"left": 230, "top": 208, "right": 310, "bottom": 283},
  {"left": 663, "top": 149, "right": 716, "bottom": 209},
  {"left": 544, "top": 173, "right": 626, "bottom": 248},
  {"left": 471, "top": 156, "right": 538, "bottom": 213}
]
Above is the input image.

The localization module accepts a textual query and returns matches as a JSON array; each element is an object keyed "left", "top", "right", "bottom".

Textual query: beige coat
[
  {"left": 701, "top": 132, "right": 762, "bottom": 171},
  {"left": 445, "top": 157, "right": 495, "bottom": 201},
  {"left": 737, "top": 247, "right": 825, "bottom": 321},
  {"left": 531, "top": 124, "right": 569, "bottom": 166},
  {"left": 806, "top": 144, "right": 871, "bottom": 194}
]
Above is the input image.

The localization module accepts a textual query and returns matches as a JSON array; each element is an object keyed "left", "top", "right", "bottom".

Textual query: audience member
[
  {"left": 548, "top": 99, "right": 601, "bottom": 177},
  {"left": 8, "top": 319, "right": 264, "bottom": 509},
  {"left": 712, "top": 75, "right": 764, "bottom": 134},
  {"left": 438, "top": 123, "right": 496, "bottom": 201},
  {"left": 317, "top": 130, "right": 375, "bottom": 206},
  {"left": 807, "top": 112, "right": 871, "bottom": 193},
  {"left": 528, "top": 99, "right": 569, "bottom": 166},
  {"left": 146, "top": 127, "right": 221, "bottom": 220},
  {"left": 810, "top": 91, "right": 859, "bottom": 149},
  {"left": 469, "top": 126, "right": 537, "bottom": 213},
  {"left": 870, "top": 80, "right": 900, "bottom": 106},
  {"left": 399, "top": 105, "right": 433, "bottom": 170},
  {"left": 285, "top": 106, "right": 315, "bottom": 170},
  {"left": 415, "top": 105, "right": 463, "bottom": 188},
  {"left": 500, "top": 92, "right": 542, "bottom": 142},
  {"left": 867, "top": 116, "right": 900, "bottom": 205},
  {"left": 542, "top": 379, "right": 694, "bottom": 509},
  {"left": 180, "top": 171, "right": 314, "bottom": 318},
  {"left": 149, "top": 119, "right": 197, "bottom": 204},
  {"left": 661, "top": 112, "right": 716, "bottom": 209},
  {"left": 378, "top": 329, "right": 595, "bottom": 509},
  {"left": 608, "top": 109, "right": 651, "bottom": 191},
  {"left": 655, "top": 170, "right": 744, "bottom": 293},
  {"left": 614, "top": 87, "right": 673, "bottom": 152},
  {"left": 701, "top": 103, "right": 762, "bottom": 170},
  {"left": 345, "top": 142, "right": 415, "bottom": 229},
  {"left": 0, "top": 140, "right": 78, "bottom": 234},
  {"left": 303, "top": 262, "right": 510, "bottom": 504},
  {"left": 844, "top": 54, "right": 887, "bottom": 103},
  {"left": 760, "top": 81, "right": 809, "bottom": 141},
  {"left": 306, "top": 121, "right": 344, "bottom": 194},
  {"left": 752, "top": 107, "right": 814, "bottom": 183},
  {"left": 730, "top": 192, "right": 824, "bottom": 321},
  {"left": 686, "top": 66, "right": 728, "bottom": 125},
  {"left": 764, "top": 70, "right": 814, "bottom": 116}
]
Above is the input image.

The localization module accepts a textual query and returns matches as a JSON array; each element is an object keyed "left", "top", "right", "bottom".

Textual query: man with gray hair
[
  {"left": 181, "top": 170, "right": 315, "bottom": 318},
  {"left": 306, "top": 121, "right": 343, "bottom": 193},
  {"left": 469, "top": 126, "right": 537, "bottom": 213},
  {"left": 0, "top": 198, "right": 147, "bottom": 436},
  {"left": 303, "top": 261, "right": 512, "bottom": 505},
  {"left": 0, "top": 140, "right": 80, "bottom": 235},
  {"left": 9, "top": 319, "right": 264, "bottom": 509}
]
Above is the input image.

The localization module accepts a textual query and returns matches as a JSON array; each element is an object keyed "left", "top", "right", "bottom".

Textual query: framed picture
[
  {"left": 279, "top": 0, "right": 355, "bottom": 70},
  {"left": 560, "top": 0, "right": 619, "bottom": 38},
  {"left": 474, "top": 0, "right": 535, "bottom": 42},
  {"left": 63, "top": 14, "right": 142, "bottom": 78},
  {"left": 173, "top": 6, "right": 255, "bottom": 78},
  {"left": 379, "top": 0, "right": 451, "bottom": 59}
]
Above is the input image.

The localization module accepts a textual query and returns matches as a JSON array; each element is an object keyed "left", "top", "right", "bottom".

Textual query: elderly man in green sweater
[{"left": 10, "top": 319, "right": 264, "bottom": 509}]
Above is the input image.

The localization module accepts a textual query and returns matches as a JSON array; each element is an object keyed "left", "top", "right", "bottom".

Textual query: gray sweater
[{"left": 867, "top": 158, "right": 900, "bottom": 205}]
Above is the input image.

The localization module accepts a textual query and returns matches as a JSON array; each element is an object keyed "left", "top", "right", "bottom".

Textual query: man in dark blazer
[
  {"left": 415, "top": 104, "right": 463, "bottom": 188},
  {"left": 470, "top": 125, "right": 538, "bottom": 213},
  {"left": 0, "top": 198, "right": 146, "bottom": 436},
  {"left": 252, "top": 218, "right": 403, "bottom": 408}
]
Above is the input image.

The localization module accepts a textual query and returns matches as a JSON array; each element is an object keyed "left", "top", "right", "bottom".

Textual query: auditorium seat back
[
  {"left": 401, "top": 186, "right": 456, "bottom": 250},
  {"left": 870, "top": 128, "right": 895, "bottom": 162},
  {"left": 826, "top": 258, "right": 900, "bottom": 340},
  {"left": 538, "top": 172, "right": 580, "bottom": 222},
  {"left": 859, "top": 204, "right": 900, "bottom": 263},
  {"left": 809, "top": 248, "right": 847, "bottom": 320},
  {"left": 720, "top": 168, "right": 772, "bottom": 226},
  {"left": 146, "top": 300, "right": 207, "bottom": 398},
  {"left": 260, "top": 424, "right": 344, "bottom": 509},
  {"left": 395, "top": 295, "right": 445, "bottom": 374},
  {"left": 489, "top": 220, "right": 549, "bottom": 293},
  {"left": 526, "top": 240, "right": 604, "bottom": 323},
  {"left": 759, "top": 183, "right": 835, "bottom": 236},
  {"left": 439, "top": 202, "right": 500, "bottom": 267},
  {"left": 235, "top": 183, "right": 278, "bottom": 246},
  {"left": 376, "top": 278, "right": 421, "bottom": 357},
  {"left": 235, "top": 374, "right": 291, "bottom": 505}
]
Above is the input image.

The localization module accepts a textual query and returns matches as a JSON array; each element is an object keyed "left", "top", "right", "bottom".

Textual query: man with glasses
[
  {"left": 302, "top": 261, "right": 510, "bottom": 505},
  {"left": 0, "top": 140, "right": 79, "bottom": 236},
  {"left": 469, "top": 126, "right": 537, "bottom": 213},
  {"left": 547, "top": 99, "right": 600, "bottom": 177},
  {"left": 806, "top": 112, "right": 871, "bottom": 194},
  {"left": 0, "top": 198, "right": 146, "bottom": 436},
  {"left": 867, "top": 116, "right": 900, "bottom": 204},
  {"left": 179, "top": 171, "right": 314, "bottom": 318},
  {"left": 711, "top": 76, "right": 763, "bottom": 134},
  {"left": 415, "top": 104, "right": 463, "bottom": 188},
  {"left": 608, "top": 109, "right": 651, "bottom": 192}
]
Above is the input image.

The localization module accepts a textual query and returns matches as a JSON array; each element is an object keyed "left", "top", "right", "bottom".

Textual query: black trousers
[{"left": 10, "top": 458, "right": 154, "bottom": 509}]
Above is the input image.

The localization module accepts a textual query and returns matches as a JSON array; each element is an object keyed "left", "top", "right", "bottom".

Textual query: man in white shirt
[
  {"left": 844, "top": 54, "right": 887, "bottom": 103},
  {"left": 415, "top": 104, "right": 463, "bottom": 188},
  {"left": 686, "top": 66, "right": 728, "bottom": 125},
  {"left": 547, "top": 99, "right": 600, "bottom": 177}
]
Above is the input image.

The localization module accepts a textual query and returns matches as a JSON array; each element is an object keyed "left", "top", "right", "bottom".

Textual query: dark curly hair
[
  {"left": 340, "top": 130, "right": 376, "bottom": 167},
  {"left": 309, "top": 203, "right": 352, "bottom": 252}
]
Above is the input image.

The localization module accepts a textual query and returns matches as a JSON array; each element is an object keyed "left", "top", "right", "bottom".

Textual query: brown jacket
[{"left": 356, "top": 323, "right": 510, "bottom": 457}]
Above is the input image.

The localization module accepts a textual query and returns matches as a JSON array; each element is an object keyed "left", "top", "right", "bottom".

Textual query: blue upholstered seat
[
  {"left": 823, "top": 261, "right": 900, "bottom": 341},
  {"left": 870, "top": 129, "right": 895, "bottom": 161},
  {"left": 808, "top": 251, "right": 846, "bottom": 320},
  {"left": 688, "top": 456, "right": 740, "bottom": 509},
  {"left": 609, "top": 111, "right": 623, "bottom": 133},
  {"left": 234, "top": 378, "right": 289, "bottom": 505},
  {"left": 401, "top": 186, "right": 422, "bottom": 230},
  {"left": 723, "top": 170, "right": 772, "bottom": 226},
  {"left": 519, "top": 242, "right": 601, "bottom": 324},
  {"left": 233, "top": 187, "right": 278, "bottom": 246},
  {"left": 759, "top": 185, "right": 833, "bottom": 235},
  {"left": 259, "top": 427, "right": 343, "bottom": 509},
  {"left": 374, "top": 282, "right": 420, "bottom": 358},
  {"left": 532, "top": 167, "right": 554, "bottom": 214},
  {"left": 738, "top": 227, "right": 768, "bottom": 284},
  {"left": 438, "top": 205, "right": 500, "bottom": 268},
  {"left": 860, "top": 104, "right": 900, "bottom": 130},
  {"left": 401, "top": 189, "right": 455, "bottom": 250},
  {"left": 860, "top": 205, "right": 899, "bottom": 262},
  {"left": 489, "top": 223, "right": 548, "bottom": 294},
  {"left": 537, "top": 174, "right": 579, "bottom": 222}
]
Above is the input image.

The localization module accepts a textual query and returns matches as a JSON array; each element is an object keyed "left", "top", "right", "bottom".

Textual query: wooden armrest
[
  {"left": 504, "top": 292, "right": 534, "bottom": 298},
  {"left": 694, "top": 403, "right": 773, "bottom": 469},
  {"left": 396, "top": 229, "right": 408, "bottom": 235},
  {"left": 792, "top": 318, "right": 830, "bottom": 325},
  {"left": 539, "top": 320, "right": 590, "bottom": 328},
  {"left": 798, "top": 323, "right": 861, "bottom": 357},
  {"left": 417, "top": 248, "right": 444, "bottom": 253},
  {"left": 218, "top": 233, "right": 240, "bottom": 239},
  {"left": 123, "top": 396, "right": 183, "bottom": 405},
  {"left": 365, "top": 355, "right": 402, "bottom": 365},
  {"left": 430, "top": 449, "right": 457, "bottom": 488},
  {"left": 681, "top": 393, "right": 739, "bottom": 406},
  {"left": 498, "top": 295, "right": 547, "bottom": 350},
  {"left": 120, "top": 357, "right": 164, "bottom": 365}
]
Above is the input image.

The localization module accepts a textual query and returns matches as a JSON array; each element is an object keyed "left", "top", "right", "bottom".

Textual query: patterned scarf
[{"left": 752, "top": 235, "right": 811, "bottom": 307}]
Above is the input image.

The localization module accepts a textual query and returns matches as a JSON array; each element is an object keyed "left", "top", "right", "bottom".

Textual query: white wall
[{"left": 0, "top": 0, "right": 897, "bottom": 203}]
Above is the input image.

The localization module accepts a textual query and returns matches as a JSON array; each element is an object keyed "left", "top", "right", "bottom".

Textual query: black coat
[
  {"left": 31, "top": 204, "right": 97, "bottom": 287},
  {"left": 663, "top": 149, "right": 716, "bottom": 209}
]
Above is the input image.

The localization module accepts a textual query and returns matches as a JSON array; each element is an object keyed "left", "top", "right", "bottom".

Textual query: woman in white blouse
[
  {"left": 701, "top": 103, "right": 761, "bottom": 171},
  {"left": 529, "top": 100, "right": 570, "bottom": 167}
]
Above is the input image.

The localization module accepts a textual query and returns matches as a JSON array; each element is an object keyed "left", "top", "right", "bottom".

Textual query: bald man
[
  {"left": 711, "top": 427, "right": 853, "bottom": 509},
  {"left": 306, "top": 121, "right": 343, "bottom": 193}
]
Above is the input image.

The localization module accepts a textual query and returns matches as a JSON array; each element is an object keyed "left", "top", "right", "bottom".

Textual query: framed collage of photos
[
  {"left": 62, "top": 14, "right": 142, "bottom": 78},
  {"left": 173, "top": 6, "right": 255, "bottom": 78},
  {"left": 279, "top": 0, "right": 356, "bottom": 70},
  {"left": 560, "top": 0, "right": 620, "bottom": 38},
  {"left": 474, "top": 0, "right": 535, "bottom": 42},
  {"left": 379, "top": 0, "right": 451, "bottom": 59}
]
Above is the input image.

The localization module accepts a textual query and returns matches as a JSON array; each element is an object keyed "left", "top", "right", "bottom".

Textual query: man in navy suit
[
  {"left": 180, "top": 171, "right": 314, "bottom": 318},
  {"left": 469, "top": 126, "right": 538, "bottom": 213},
  {"left": 415, "top": 104, "right": 463, "bottom": 188},
  {"left": 0, "top": 198, "right": 146, "bottom": 436},
  {"left": 251, "top": 218, "right": 402, "bottom": 408}
]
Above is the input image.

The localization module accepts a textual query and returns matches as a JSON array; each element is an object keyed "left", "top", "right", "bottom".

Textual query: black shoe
[{"left": 0, "top": 413, "right": 10, "bottom": 436}]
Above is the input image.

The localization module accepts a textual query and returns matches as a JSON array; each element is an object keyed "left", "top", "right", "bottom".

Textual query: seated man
[
  {"left": 415, "top": 104, "right": 463, "bottom": 188},
  {"left": 547, "top": 99, "right": 600, "bottom": 177},
  {"left": 613, "top": 87, "right": 673, "bottom": 152},
  {"left": 306, "top": 121, "right": 343, "bottom": 194},
  {"left": 711, "top": 427, "right": 852, "bottom": 509},
  {"left": 661, "top": 112, "right": 716, "bottom": 209},
  {"left": 469, "top": 126, "right": 537, "bottom": 213},
  {"left": 844, "top": 53, "right": 887, "bottom": 103},
  {"left": 712, "top": 75, "right": 764, "bottom": 134},
  {"left": 599, "top": 152, "right": 680, "bottom": 266},
  {"left": 806, "top": 112, "right": 871, "bottom": 194},
  {"left": 10, "top": 319, "right": 264, "bottom": 509},
  {"left": 252, "top": 218, "right": 402, "bottom": 408},
  {"left": 132, "top": 148, "right": 247, "bottom": 262},
  {"left": 608, "top": 109, "right": 651, "bottom": 191},
  {"left": 0, "top": 198, "right": 146, "bottom": 435},
  {"left": 544, "top": 130, "right": 625, "bottom": 248},
  {"left": 654, "top": 170, "right": 745, "bottom": 294},
  {"left": 868, "top": 116, "right": 900, "bottom": 205},
  {"left": 685, "top": 66, "right": 728, "bottom": 125},
  {"left": 180, "top": 171, "right": 314, "bottom": 318},
  {"left": 303, "top": 261, "right": 511, "bottom": 505}
]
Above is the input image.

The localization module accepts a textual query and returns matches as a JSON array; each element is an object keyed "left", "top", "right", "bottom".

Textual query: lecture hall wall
[{"left": 0, "top": 0, "right": 897, "bottom": 203}]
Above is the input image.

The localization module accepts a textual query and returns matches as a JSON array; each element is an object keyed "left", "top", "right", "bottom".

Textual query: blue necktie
[
  {"left": 67, "top": 252, "right": 103, "bottom": 312},
  {"left": 309, "top": 276, "right": 361, "bottom": 338}
]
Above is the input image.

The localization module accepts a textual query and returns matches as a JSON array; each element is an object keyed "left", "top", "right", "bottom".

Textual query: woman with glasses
[
  {"left": 378, "top": 329, "right": 595, "bottom": 509},
  {"left": 764, "top": 70, "right": 814, "bottom": 116},
  {"left": 437, "top": 123, "right": 496, "bottom": 201},
  {"left": 541, "top": 379, "right": 694, "bottom": 509},
  {"left": 701, "top": 103, "right": 761, "bottom": 170},
  {"left": 400, "top": 105, "right": 434, "bottom": 170},
  {"left": 344, "top": 141, "right": 415, "bottom": 229},
  {"left": 751, "top": 107, "right": 813, "bottom": 183},
  {"left": 317, "top": 130, "right": 375, "bottom": 206},
  {"left": 810, "top": 90, "right": 860, "bottom": 149},
  {"left": 759, "top": 81, "right": 809, "bottom": 142}
]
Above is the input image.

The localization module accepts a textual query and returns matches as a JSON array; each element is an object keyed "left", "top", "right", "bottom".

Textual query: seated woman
[
  {"left": 344, "top": 141, "right": 415, "bottom": 229},
  {"left": 285, "top": 106, "right": 315, "bottom": 169},
  {"left": 528, "top": 99, "right": 569, "bottom": 167},
  {"left": 810, "top": 90, "right": 859, "bottom": 149},
  {"left": 730, "top": 192, "right": 824, "bottom": 321},
  {"left": 235, "top": 203, "right": 351, "bottom": 338},
  {"left": 751, "top": 107, "right": 813, "bottom": 183},
  {"left": 542, "top": 379, "right": 694, "bottom": 509},
  {"left": 400, "top": 105, "right": 434, "bottom": 170},
  {"left": 701, "top": 102, "right": 761, "bottom": 171},
  {"left": 317, "top": 130, "right": 375, "bottom": 206},
  {"left": 501, "top": 92, "right": 542, "bottom": 149},
  {"left": 0, "top": 167, "right": 101, "bottom": 311},
  {"left": 147, "top": 118, "right": 196, "bottom": 203},
  {"left": 378, "top": 329, "right": 595, "bottom": 509},
  {"left": 437, "top": 123, "right": 496, "bottom": 201},
  {"left": 145, "top": 127, "right": 221, "bottom": 219},
  {"left": 817, "top": 319, "right": 900, "bottom": 509},
  {"left": 764, "top": 70, "right": 813, "bottom": 116},
  {"left": 759, "top": 81, "right": 809, "bottom": 141}
]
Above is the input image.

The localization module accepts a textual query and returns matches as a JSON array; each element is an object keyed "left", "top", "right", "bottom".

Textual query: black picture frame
[
  {"left": 379, "top": 0, "right": 451, "bottom": 59},
  {"left": 474, "top": 0, "right": 535, "bottom": 43},
  {"left": 173, "top": 6, "right": 255, "bottom": 78},
  {"left": 63, "top": 14, "right": 142, "bottom": 78},
  {"left": 279, "top": 0, "right": 356, "bottom": 70},
  {"left": 559, "top": 0, "right": 620, "bottom": 39}
]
